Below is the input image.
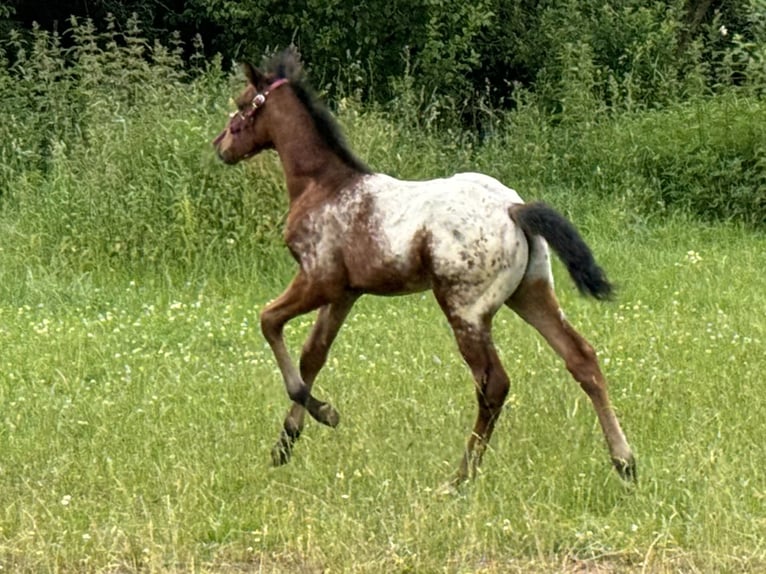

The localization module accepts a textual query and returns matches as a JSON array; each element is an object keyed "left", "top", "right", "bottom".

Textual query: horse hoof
[
  {"left": 613, "top": 455, "right": 637, "bottom": 483},
  {"left": 434, "top": 470, "right": 469, "bottom": 496},
  {"left": 307, "top": 399, "right": 340, "bottom": 428},
  {"left": 316, "top": 403, "right": 340, "bottom": 428},
  {"left": 271, "top": 439, "right": 293, "bottom": 467}
]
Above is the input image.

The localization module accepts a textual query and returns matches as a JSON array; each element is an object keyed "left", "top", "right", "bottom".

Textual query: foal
[{"left": 213, "top": 50, "right": 636, "bottom": 484}]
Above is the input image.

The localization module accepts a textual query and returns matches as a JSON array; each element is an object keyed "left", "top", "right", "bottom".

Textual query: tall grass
[
  {"left": 1, "top": 16, "right": 766, "bottom": 573},
  {"left": 0, "top": 17, "right": 288, "bottom": 273}
]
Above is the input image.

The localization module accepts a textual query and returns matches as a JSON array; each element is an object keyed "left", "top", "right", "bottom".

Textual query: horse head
[{"left": 213, "top": 62, "right": 289, "bottom": 164}]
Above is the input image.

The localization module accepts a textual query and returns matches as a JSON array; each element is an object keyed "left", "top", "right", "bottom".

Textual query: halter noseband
[{"left": 230, "top": 78, "right": 289, "bottom": 121}]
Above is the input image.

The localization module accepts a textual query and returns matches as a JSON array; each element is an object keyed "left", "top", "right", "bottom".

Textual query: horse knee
[{"left": 300, "top": 337, "right": 328, "bottom": 374}]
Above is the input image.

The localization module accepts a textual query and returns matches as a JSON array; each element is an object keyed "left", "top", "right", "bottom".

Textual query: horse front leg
[
  {"left": 260, "top": 272, "right": 341, "bottom": 430},
  {"left": 272, "top": 293, "right": 358, "bottom": 466}
]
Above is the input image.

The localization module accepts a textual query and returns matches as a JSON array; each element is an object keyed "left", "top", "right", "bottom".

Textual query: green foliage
[
  {"left": 417, "top": 0, "right": 495, "bottom": 99},
  {"left": 6, "top": 0, "right": 766, "bottom": 120},
  {"left": 178, "top": 0, "right": 750, "bottom": 117},
  {"left": 508, "top": 95, "right": 766, "bottom": 226},
  {"left": 184, "top": 0, "right": 427, "bottom": 100},
  {"left": 618, "top": 97, "right": 766, "bottom": 226},
  {"left": 713, "top": 0, "right": 766, "bottom": 91},
  {"left": 521, "top": 1, "right": 698, "bottom": 120}
]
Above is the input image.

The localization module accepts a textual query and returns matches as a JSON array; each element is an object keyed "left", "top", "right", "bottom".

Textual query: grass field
[{"left": 1, "top": 199, "right": 765, "bottom": 572}]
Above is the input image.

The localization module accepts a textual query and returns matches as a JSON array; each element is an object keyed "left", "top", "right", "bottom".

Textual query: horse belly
[{"left": 343, "top": 234, "right": 432, "bottom": 295}]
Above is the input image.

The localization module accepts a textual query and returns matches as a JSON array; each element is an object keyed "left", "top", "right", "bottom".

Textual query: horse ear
[{"left": 243, "top": 62, "right": 267, "bottom": 89}]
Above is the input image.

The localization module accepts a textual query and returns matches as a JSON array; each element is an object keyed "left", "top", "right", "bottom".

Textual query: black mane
[{"left": 263, "top": 49, "right": 372, "bottom": 175}]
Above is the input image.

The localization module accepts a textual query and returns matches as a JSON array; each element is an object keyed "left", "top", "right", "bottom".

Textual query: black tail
[{"left": 510, "top": 202, "right": 613, "bottom": 300}]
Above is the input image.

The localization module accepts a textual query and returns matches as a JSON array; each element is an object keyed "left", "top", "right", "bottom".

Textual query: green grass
[{"left": 1, "top": 210, "right": 765, "bottom": 573}]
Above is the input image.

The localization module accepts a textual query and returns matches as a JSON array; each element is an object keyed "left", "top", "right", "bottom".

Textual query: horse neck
[{"left": 268, "top": 99, "right": 359, "bottom": 204}]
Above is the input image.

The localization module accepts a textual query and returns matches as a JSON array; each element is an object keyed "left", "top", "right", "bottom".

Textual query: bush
[{"left": 628, "top": 97, "right": 766, "bottom": 226}]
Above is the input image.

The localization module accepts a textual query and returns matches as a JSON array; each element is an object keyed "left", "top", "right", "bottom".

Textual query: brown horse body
[{"left": 214, "top": 50, "right": 635, "bottom": 485}]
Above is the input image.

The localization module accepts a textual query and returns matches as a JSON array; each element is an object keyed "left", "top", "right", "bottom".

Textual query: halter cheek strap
[
  {"left": 240, "top": 78, "right": 289, "bottom": 119},
  {"left": 213, "top": 78, "right": 289, "bottom": 145}
]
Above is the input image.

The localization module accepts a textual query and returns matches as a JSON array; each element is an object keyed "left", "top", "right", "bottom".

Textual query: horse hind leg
[
  {"left": 507, "top": 278, "right": 636, "bottom": 481},
  {"left": 433, "top": 282, "right": 511, "bottom": 487},
  {"left": 271, "top": 295, "right": 357, "bottom": 466},
  {"left": 451, "top": 322, "right": 510, "bottom": 485}
]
